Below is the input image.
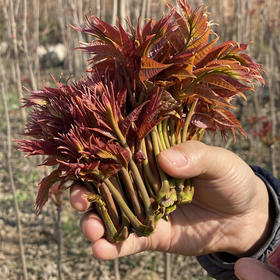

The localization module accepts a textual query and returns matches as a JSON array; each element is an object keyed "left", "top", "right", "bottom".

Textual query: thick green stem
[
  {"left": 87, "top": 193, "right": 118, "bottom": 242},
  {"left": 110, "top": 175, "right": 125, "bottom": 197},
  {"left": 104, "top": 178, "right": 153, "bottom": 235},
  {"left": 109, "top": 176, "right": 131, "bottom": 241},
  {"left": 151, "top": 128, "right": 170, "bottom": 200},
  {"left": 108, "top": 176, "right": 131, "bottom": 241},
  {"left": 182, "top": 98, "right": 198, "bottom": 142},
  {"left": 110, "top": 117, "right": 129, "bottom": 149},
  {"left": 116, "top": 210, "right": 130, "bottom": 242},
  {"left": 141, "top": 140, "right": 160, "bottom": 194},
  {"left": 111, "top": 117, "right": 152, "bottom": 220},
  {"left": 120, "top": 167, "right": 144, "bottom": 221},
  {"left": 129, "top": 160, "right": 153, "bottom": 220},
  {"left": 154, "top": 126, "right": 164, "bottom": 152},
  {"left": 100, "top": 182, "right": 120, "bottom": 229},
  {"left": 158, "top": 121, "right": 167, "bottom": 150},
  {"left": 177, "top": 128, "right": 182, "bottom": 144},
  {"left": 175, "top": 119, "right": 182, "bottom": 145},
  {"left": 145, "top": 135, "right": 161, "bottom": 192},
  {"left": 162, "top": 118, "right": 171, "bottom": 149},
  {"left": 143, "top": 171, "right": 155, "bottom": 198},
  {"left": 155, "top": 127, "right": 175, "bottom": 188},
  {"left": 169, "top": 118, "right": 176, "bottom": 146}
]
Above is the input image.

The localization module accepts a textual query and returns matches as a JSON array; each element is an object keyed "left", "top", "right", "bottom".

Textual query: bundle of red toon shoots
[{"left": 18, "top": 0, "right": 264, "bottom": 242}]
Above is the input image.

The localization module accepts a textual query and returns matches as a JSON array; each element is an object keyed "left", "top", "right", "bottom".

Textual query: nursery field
[{"left": 0, "top": 0, "right": 279, "bottom": 279}]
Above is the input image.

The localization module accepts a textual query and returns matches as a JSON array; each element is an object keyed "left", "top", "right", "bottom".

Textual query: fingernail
[{"left": 161, "top": 149, "right": 188, "bottom": 168}]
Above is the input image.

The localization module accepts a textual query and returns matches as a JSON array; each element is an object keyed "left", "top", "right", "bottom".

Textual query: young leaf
[{"left": 139, "top": 57, "right": 173, "bottom": 81}]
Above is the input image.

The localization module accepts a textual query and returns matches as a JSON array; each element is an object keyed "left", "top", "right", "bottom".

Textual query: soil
[{"left": 0, "top": 157, "right": 210, "bottom": 280}]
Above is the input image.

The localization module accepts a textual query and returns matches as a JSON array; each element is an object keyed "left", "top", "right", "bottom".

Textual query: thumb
[{"left": 157, "top": 140, "right": 245, "bottom": 180}]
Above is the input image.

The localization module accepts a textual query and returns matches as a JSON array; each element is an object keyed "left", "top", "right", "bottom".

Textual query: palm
[
  {"left": 141, "top": 154, "right": 267, "bottom": 257},
  {"left": 70, "top": 142, "right": 269, "bottom": 260}
]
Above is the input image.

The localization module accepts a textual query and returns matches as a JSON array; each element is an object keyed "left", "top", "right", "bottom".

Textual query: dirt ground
[
  {"left": 1, "top": 1, "right": 278, "bottom": 277},
  {"left": 0, "top": 159, "right": 210, "bottom": 280}
]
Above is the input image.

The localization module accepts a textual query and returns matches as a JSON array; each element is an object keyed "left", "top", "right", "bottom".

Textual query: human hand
[
  {"left": 70, "top": 141, "right": 271, "bottom": 260},
  {"left": 235, "top": 257, "right": 280, "bottom": 280}
]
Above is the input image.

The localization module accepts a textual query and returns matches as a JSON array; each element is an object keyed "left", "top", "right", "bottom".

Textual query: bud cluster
[{"left": 18, "top": 0, "right": 264, "bottom": 242}]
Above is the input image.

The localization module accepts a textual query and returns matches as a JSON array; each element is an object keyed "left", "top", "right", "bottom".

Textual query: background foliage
[{"left": 0, "top": 0, "right": 279, "bottom": 279}]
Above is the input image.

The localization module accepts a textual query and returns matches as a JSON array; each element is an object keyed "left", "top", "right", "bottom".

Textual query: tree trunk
[
  {"left": 57, "top": 206, "right": 63, "bottom": 280},
  {"left": 23, "top": 0, "right": 37, "bottom": 90},
  {"left": 96, "top": 0, "right": 101, "bottom": 18},
  {"left": 1, "top": 75, "right": 28, "bottom": 280},
  {"left": 33, "top": 0, "right": 40, "bottom": 85},
  {"left": 9, "top": 0, "right": 26, "bottom": 122},
  {"left": 118, "top": 0, "right": 127, "bottom": 27},
  {"left": 58, "top": 0, "right": 70, "bottom": 72},
  {"left": 140, "top": 0, "right": 147, "bottom": 26},
  {"left": 2, "top": 0, "right": 17, "bottom": 83},
  {"left": 165, "top": 253, "right": 171, "bottom": 280},
  {"left": 112, "top": 0, "right": 118, "bottom": 25}
]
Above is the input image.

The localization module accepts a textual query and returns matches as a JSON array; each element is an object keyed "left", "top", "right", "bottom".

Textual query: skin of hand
[
  {"left": 70, "top": 140, "right": 271, "bottom": 261},
  {"left": 235, "top": 258, "right": 280, "bottom": 280}
]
